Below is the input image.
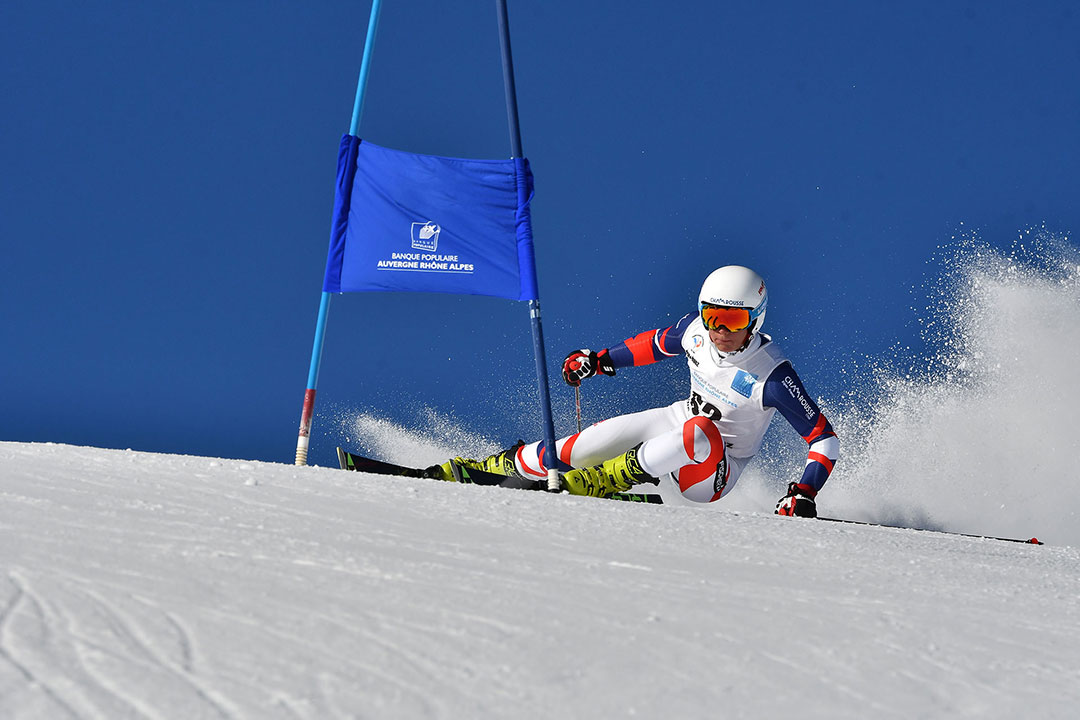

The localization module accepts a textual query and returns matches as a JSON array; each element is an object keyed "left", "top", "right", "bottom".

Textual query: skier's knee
[{"left": 676, "top": 416, "right": 730, "bottom": 502}]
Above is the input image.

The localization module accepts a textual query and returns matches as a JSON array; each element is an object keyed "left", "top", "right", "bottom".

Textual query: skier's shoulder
[
  {"left": 671, "top": 311, "right": 697, "bottom": 333},
  {"left": 755, "top": 333, "right": 789, "bottom": 365},
  {"left": 678, "top": 313, "right": 707, "bottom": 350},
  {"left": 736, "top": 333, "right": 789, "bottom": 376},
  {"left": 758, "top": 341, "right": 818, "bottom": 411}
]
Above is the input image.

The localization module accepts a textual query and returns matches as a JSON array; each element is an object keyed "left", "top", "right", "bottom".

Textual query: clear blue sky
[{"left": 2, "top": 1, "right": 1077, "bottom": 467}]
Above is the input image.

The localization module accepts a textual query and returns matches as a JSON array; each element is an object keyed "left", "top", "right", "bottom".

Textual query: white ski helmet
[{"left": 698, "top": 265, "right": 768, "bottom": 333}]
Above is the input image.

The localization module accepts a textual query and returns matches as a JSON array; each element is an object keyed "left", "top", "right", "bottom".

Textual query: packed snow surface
[{"left": 2, "top": 441, "right": 1078, "bottom": 719}]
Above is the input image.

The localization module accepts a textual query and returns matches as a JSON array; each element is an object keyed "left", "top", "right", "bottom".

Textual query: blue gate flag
[{"left": 322, "top": 135, "right": 538, "bottom": 301}]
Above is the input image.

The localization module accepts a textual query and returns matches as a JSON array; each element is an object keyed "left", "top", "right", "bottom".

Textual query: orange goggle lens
[{"left": 700, "top": 304, "right": 752, "bottom": 332}]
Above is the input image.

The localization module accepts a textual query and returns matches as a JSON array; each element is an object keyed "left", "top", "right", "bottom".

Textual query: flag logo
[{"left": 411, "top": 221, "right": 441, "bottom": 252}]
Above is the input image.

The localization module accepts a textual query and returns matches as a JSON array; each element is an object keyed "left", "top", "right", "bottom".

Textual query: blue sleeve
[{"left": 762, "top": 362, "right": 838, "bottom": 493}]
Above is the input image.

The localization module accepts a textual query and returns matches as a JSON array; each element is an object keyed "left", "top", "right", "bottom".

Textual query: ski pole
[
  {"left": 575, "top": 385, "right": 582, "bottom": 434},
  {"left": 817, "top": 517, "right": 1042, "bottom": 545}
]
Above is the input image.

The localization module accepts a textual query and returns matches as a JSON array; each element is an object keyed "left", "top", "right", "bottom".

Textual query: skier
[{"left": 438, "top": 265, "right": 838, "bottom": 517}]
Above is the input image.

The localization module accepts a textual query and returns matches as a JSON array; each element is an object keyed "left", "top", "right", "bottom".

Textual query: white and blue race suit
[{"left": 512, "top": 313, "right": 838, "bottom": 503}]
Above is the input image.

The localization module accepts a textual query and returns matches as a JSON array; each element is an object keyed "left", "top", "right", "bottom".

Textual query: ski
[
  {"left": 818, "top": 516, "right": 1042, "bottom": 545},
  {"left": 337, "top": 448, "right": 664, "bottom": 503},
  {"left": 338, "top": 449, "right": 1042, "bottom": 538}
]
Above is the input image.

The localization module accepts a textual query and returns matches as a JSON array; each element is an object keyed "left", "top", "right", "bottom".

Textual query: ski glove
[
  {"left": 776, "top": 482, "right": 817, "bottom": 518},
  {"left": 562, "top": 349, "right": 616, "bottom": 386}
]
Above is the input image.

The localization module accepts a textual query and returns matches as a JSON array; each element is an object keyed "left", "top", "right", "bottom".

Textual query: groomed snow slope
[{"left": 2, "top": 442, "right": 1077, "bottom": 719}]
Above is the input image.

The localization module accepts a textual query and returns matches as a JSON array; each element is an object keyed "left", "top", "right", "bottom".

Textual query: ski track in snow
[{"left": 1, "top": 441, "right": 1079, "bottom": 719}]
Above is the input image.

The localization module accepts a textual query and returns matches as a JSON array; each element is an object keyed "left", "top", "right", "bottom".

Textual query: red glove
[
  {"left": 562, "top": 349, "right": 616, "bottom": 386},
  {"left": 776, "top": 482, "right": 817, "bottom": 518}
]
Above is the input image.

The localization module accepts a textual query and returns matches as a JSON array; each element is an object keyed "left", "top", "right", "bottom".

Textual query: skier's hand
[
  {"left": 562, "top": 349, "right": 616, "bottom": 386},
  {"left": 776, "top": 482, "right": 817, "bottom": 518}
]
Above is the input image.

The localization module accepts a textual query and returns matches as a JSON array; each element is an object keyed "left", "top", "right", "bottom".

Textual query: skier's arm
[
  {"left": 761, "top": 362, "right": 839, "bottom": 495},
  {"left": 605, "top": 313, "right": 696, "bottom": 369}
]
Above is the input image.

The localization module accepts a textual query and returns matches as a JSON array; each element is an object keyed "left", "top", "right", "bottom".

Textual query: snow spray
[{"left": 825, "top": 229, "right": 1079, "bottom": 545}]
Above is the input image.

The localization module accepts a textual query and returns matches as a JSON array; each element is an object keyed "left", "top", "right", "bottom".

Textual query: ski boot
[
  {"left": 425, "top": 441, "right": 525, "bottom": 482},
  {"left": 561, "top": 444, "right": 657, "bottom": 497}
]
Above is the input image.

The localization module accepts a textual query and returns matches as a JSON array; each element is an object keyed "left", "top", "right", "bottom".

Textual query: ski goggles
[{"left": 699, "top": 303, "right": 753, "bottom": 332}]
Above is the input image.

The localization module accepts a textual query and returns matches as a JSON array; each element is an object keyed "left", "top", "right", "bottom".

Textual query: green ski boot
[
  {"left": 426, "top": 441, "right": 525, "bottom": 482},
  {"left": 561, "top": 444, "right": 656, "bottom": 497}
]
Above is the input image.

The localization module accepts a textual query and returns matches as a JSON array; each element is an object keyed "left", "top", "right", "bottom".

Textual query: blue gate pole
[
  {"left": 296, "top": 0, "right": 383, "bottom": 466},
  {"left": 496, "top": 0, "right": 560, "bottom": 491}
]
